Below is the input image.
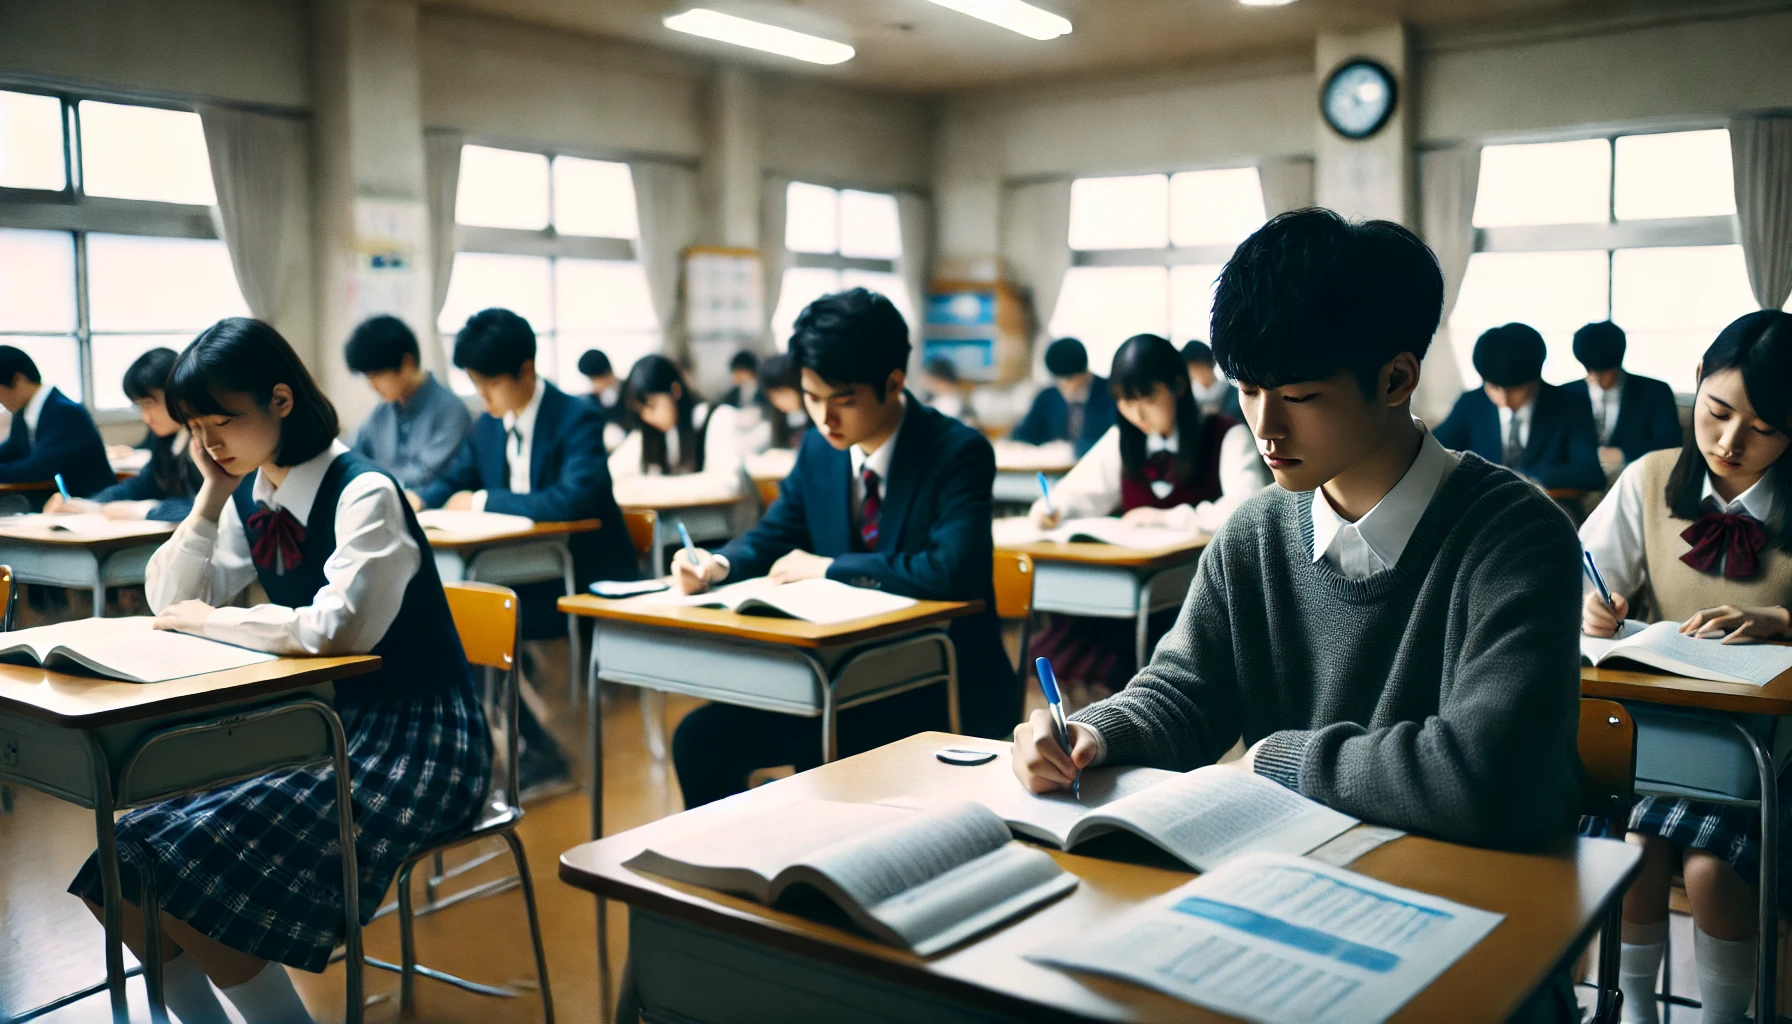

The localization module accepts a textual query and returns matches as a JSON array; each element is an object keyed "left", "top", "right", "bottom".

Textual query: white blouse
[
  {"left": 146, "top": 440, "right": 421, "bottom": 656},
  {"left": 608, "top": 402, "right": 746, "bottom": 502},
  {"left": 1579, "top": 457, "right": 1781, "bottom": 601},
  {"left": 1028, "top": 423, "right": 1271, "bottom": 535}
]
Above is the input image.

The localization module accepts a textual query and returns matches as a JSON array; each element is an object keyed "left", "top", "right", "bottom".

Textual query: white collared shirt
[
  {"left": 1579, "top": 459, "right": 1781, "bottom": 599},
  {"left": 21, "top": 385, "right": 51, "bottom": 440},
  {"left": 851, "top": 395, "right": 906, "bottom": 522},
  {"left": 1028, "top": 422, "right": 1271, "bottom": 535},
  {"left": 1191, "top": 376, "right": 1232, "bottom": 414},
  {"left": 608, "top": 403, "right": 747, "bottom": 504},
  {"left": 1587, "top": 373, "right": 1625, "bottom": 445},
  {"left": 1310, "top": 421, "right": 1460, "bottom": 579},
  {"left": 503, "top": 376, "right": 547, "bottom": 494},
  {"left": 146, "top": 439, "right": 422, "bottom": 655},
  {"left": 1495, "top": 396, "right": 1535, "bottom": 457}
]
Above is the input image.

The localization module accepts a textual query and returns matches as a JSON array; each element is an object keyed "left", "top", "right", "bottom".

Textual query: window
[
  {"left": 1452, "top": 129, "right": 1755, "bottom": 394},
  {"left": 0, "top": 90, "right": 245, "bottom": 409},
  {"left": 770, "top": 182, "right": 909, "bottom": 349},
  {"left": 440, "top": 145, "right": 657, "bottom": 394},
  {"left": 1050, "top": 168, "right": 1266, "bottom": 374}
]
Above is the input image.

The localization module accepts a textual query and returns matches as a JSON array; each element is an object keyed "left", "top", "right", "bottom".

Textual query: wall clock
[{"left": 1321, "top": 58, "right": 1397, "bottom": 140}]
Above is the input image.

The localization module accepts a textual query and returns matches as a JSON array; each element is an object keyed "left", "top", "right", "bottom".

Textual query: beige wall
[{"left": 760, "top": 74, "right": 936, "bottom": 192}]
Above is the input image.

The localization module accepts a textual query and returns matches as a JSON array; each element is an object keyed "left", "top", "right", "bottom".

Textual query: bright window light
[
  {"left": 1170, "top": 168, "right": 1267, "bottom": 247},
  {"left": 1050, "top": 266, "right": 1171, "bottom": 375},
  {"left": 922, "top": 0, "right": 1071, "bottom": 40},
  {"left": 0, "top": 91, "right": 66, "bottom": 191},
  {"left": 553, "top": 157, "right": 638, "bottom": 239},
  {"left": 1170, "top": 264, "right": 1226, "bottom": 344},
  {"left": 1615, "top": 129, "right": 1736, "bottom": 222},
  {"left": 839, "top": 190, "right": 902, "bottom": 260},
  {"left": 1472, "top": 139, "right": 1611, "bottom": 228},
  {"left": 0, "top": 229, "right": 76, "bottom": 332},
  {"left": 785, "top": 182, "right": 840, "bottom": 254},
  {"left": 1449, "top": 250, "right": 1609, "bottom": 385},
  {"left": 1068, "top": 175, "right": 1169, "bottom": 251},
  {"left": 86, "top": 234, "right": 247, "bottom": 332},
  {"left": 456, "top": 146, "right": 549, "bottom": 230},
  {"left": 79, "top": 101, "right": 215, "bottom": 206},
  {"left": 664, "top": 9, "right": 854, "bottom": 65}
]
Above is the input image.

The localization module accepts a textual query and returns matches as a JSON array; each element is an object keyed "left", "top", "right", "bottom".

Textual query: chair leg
[
  {"left": 598, "top": 896, "right": 612, "bottom": 1024},
  {"left": 398, "top": 861, "right": 419, "bottom": 1018},
  {"left": 1594, "top": 901, "right": 1620, "bottom": 1023},
  {"left": 501, "top": 830, "right": 555, "bottom": 1024},
  {"left": 140, "top": 845, "right": 169, "bottom": 1024}
]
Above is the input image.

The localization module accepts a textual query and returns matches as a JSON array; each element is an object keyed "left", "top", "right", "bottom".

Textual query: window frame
[{"left": 783, "top": 181, "right": 901, "bottom": 277}]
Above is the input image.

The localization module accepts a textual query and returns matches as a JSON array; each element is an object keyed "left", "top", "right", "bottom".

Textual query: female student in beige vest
[{"left": 1580, "top": 309, "right": 1792, "bottom": 1024}]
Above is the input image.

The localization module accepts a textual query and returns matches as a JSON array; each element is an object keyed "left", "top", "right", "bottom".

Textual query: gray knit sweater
[{"left": 1073, "top": 453, "right": 1585, "bottom": 848}]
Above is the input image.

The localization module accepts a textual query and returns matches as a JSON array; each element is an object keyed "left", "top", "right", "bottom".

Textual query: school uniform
[
  {"left": 0, "top": 385, "right": 113, "bottom": 495},
  {"left": 1581, "top": 449, "right": 1792, "bottom": 889},
  {"left": 610, "top": 403, "right": 749, "bottom": 503},
  {"left": 89, "top": 428, "right": 202, "bottom": 521},
  {"left": 68, "top": 442, "right": 490, "bottom": 972},
  {"left": 670, "top": 394, "right": 1020, "bottom": 807},
  {"left": 1562, "top": 371, "right": 1682, "bottom": 465},
  {"left": 1026, "top": 415, "right": 1269, "bottom": 690},
  {"left": 1433, "top": 383, "right": 1605, "bottom": 491},
  {"left": 1191, "top": 375, "right": 1245, "bottom": 422},
  {"left": 1010, "top": 377, "right": 1117, "bottom": 456},
  {"left": 350, "top": 372, "right": 473, "bottom": 492}
]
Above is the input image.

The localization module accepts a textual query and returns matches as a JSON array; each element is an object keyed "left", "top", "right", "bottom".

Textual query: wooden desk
[
  {"left": 617, "top": 495, "right": 750, "bottom": 577},
  {"left": 994, "top": 521, "right": 1209, "bottom": 666},
  {"left": 0, "top": 650, "right": 380, "bottom": 1022},
  {"left": 0, "top": 480, "right": 55, "bottom": 494},
  {"left": 560, "top": 732, "right": 1642, "bottom": 1024},
  {"left": 0, "top": 520, "right": 175, "bottom": 613}
]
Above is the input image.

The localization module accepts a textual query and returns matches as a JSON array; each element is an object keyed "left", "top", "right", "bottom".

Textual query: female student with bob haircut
[
  {"left": 1580, "top": 309, "right": 1792, "bottom": 1024},
  {"left": 609, "top": 353, "right": 747, "bottom": 501},
  {"left": 47, "top": 346, "right": 202, "bottom": 521},
  {"left": 1025, "top": 331, "right": 1268, "bottom": 694},
  {"left": 65, "top": 317, "right": 490, "bottom": 1024}
]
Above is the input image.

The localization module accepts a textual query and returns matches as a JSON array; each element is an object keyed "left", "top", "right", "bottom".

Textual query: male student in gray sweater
[{"left": 1014, "top": 209, "right": 1585, "bottom": 1017}]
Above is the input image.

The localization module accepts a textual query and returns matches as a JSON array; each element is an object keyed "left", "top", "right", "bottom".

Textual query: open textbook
[
  {"left": 650, "top": 577, "right": 916, "bottom": 625},
  {"left": 415, "top": 510, "right": 535, "bottom": 539},
  {"left": 907, "top": 763, "right": 1358, "bottom": 873},
  {"left": 1029, "top": 853, "right": 1503, "bottom": 1024},
  {"left": 0, "top": 616, "right": 277, "bottom": 683},
  {"left": 624, "top": 798, "right": 1076, "bottom": 955},
  {"left": 1582, "top": 619, "right": 1792, "bottom": 686},
  {"left": 0, "top": 513, "right": 173, "bottom": 541},
  {"left": 992, "top": 515, "right": 1196, "bottom": 550}
]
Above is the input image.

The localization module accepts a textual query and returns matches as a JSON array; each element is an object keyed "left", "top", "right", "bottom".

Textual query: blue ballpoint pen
[
  {"left": 1035, "top": 656, "right": 1079, "bottom": 800},
  {"left": 676, "top": 520, "right": 700, "bottom": 568},
  {"left": 1036, "top": 471, "right": 1054, "bottom": 516},
  {"left": 53, "top": 473, "right": 71, "bottom": 504},
  {"left": 1583, "top": 551, "right": 1620, "bottom": 634}
]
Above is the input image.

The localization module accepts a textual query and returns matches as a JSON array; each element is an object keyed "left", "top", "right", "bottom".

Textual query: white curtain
[
  {"left": 424, "top": 130, "right": 462, "bottom": 374},
  {"left": 1258, "top": 157, "right": 1316, "bottom": 217},
  {"left": 760, "top": 175, "right": 791, "bottom": 348},
  {"left": 1000, "top": 179, "right": 1074, "bottom": 378},
  {"left": 895, "top": 192, "right": 932, "bottom": 365},
  {"left": 1730, "top": 115, "right": 1792, "bottom": 311},
  {"left": 629, "top": 160, "right": 702, "bottom": 360},
  {"left": 1415, "top": 144, "right": 1482, "bottom": 425},
  {"left": 199, "top": 105, "right": 306, "bottom": 331}
]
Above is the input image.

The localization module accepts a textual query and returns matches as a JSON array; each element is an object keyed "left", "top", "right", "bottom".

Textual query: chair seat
[{"left": 1628, "top": 703, "right": 1770, "bottom": 802}]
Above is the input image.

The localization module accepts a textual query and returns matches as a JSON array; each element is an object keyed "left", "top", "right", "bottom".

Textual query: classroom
[{"left": 4, "top": 1, "right": 1792, "bottom": 1022}]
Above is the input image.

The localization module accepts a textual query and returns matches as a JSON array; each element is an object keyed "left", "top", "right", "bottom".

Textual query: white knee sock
[
  {"left": 1693, "top": 925, "right": 1757, "bottom": 1024},
  {"left": 160, "top": 952, "right": 231, "bottom": 1024},
  {"left": 1617, "top": 919, "right": 1666, "bottom": 1024},
  {"left": 219, "top": 962, "right": 315, "bottom": 1024}
]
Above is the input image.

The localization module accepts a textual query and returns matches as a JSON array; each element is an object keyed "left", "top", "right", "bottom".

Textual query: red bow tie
[
  {"left": 1679, "top": 511, "right": 1767, "bottom": 580},
  {"left": 1143, "top": 450, "right": 1175, "bottom": 482},
  {"left": 246, "top": 503, "right": 307, "bottom": 575}
]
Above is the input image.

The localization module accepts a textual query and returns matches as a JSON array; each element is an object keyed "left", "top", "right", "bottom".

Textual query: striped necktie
[{"left": 859, "top": 468, "right": 882, "bottom": 551}]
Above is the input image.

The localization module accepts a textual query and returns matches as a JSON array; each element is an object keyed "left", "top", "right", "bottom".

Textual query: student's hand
[
  {"left": 1223, "top": 737, "right": 1265, "bottom": 773},
  {"left": 1029, "top": 501, "right": 1061, "bottom": 530},
  {"left": 1012, "top": 710, "right": 1100, "bottom": 794},
  {"left": 101, "top": 500, "right": 155, "bottom": 520},
  {"left": 152, "top": 600, "right": 216, "bottom": 634},
  {"left": 444, "top": 491, "right": 475, "bottom": 511},
  {"left": 671, "top": 549, "right": 726, "bottom": 594},
  {"left": 189, "top": 435, "right": 237, "bottom": 523},
  {"left": 1598, "top": 446, "right": 1625, "bottom": 471},
  {"left": 1680, "top": 605, "right": 1792, "bottom": 644},
  {"left": 769, "top": 549, "right": 834, "bottom": 584},
  {"left": 105, "top": 444, "right": 137, "bottom": 461},
  {"left": 1120, "top": 507, "right": 1170, "bottom": 528},
  {"left": 406, "top": 490, "right": 424, "bottom": 513},
  {"left": 43, "top": 494, "right": 98, "bottom": 514},
  {"left": 1582, "top": 590, "right": 1629, "bottom": 638}
]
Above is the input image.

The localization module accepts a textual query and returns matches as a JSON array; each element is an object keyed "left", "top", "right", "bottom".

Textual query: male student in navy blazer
[
  {"left": 0, "top": 346, "right": 112, "bottom": 495},
  {"left": 1562, "top": 319, "right": 1683, "bottom": 469},
  {"left": 668, "top": 288, "right": 1021, "bottom": 808},
  {"left": 1009, "top": 337, "right": 1116, "bottom": 456},
  {"left": 1434, "top": 322, "right": 1605, "bottom": 492}
]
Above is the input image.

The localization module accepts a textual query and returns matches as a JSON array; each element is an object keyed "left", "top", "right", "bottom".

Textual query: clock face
[{"left": 1322, "top": 59, "right": 1397, "bottom": 140}]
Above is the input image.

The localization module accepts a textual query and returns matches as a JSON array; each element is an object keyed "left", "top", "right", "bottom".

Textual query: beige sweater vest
[{"left": 1636, "top": 448, "right": 1792, "bottom": 622}]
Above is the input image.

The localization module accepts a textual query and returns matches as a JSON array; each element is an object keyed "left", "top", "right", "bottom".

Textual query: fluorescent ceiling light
[
  {"left": 922, "top": 0, "right": 1071, "bottom": 41},
  {"left": 664, "top": 9, "right": 855, "bottom": 64},
  {"left": 1237, "top": 0, "right": 1298, "bottom": 6}
]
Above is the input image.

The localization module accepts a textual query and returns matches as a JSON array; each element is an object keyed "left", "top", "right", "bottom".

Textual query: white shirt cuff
[{"left": 471, "top": 490, "right": 489, "bottom": 512}]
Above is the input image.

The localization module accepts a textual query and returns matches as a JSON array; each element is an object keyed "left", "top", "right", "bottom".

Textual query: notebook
[
  {"left": 625, "top": 798, "right": 1076, "bottom": 955},
  {"left": 992, "top": 515, "right": 1196, "bottom": 550},
  {"left": 650, "top": 577, "right": 917, "bottom": 625},
  {"left": 415, "top": 510, "right": 535, "bottom": 539},
  {"left": 0, "top": 617, "right": 278, "bottom": 683},
  {"left": 1582, "top": 619, "right": 1792, "bottom": 686},
  {"left": 0, "top": 513, "right": 173, "bottom": 541}
]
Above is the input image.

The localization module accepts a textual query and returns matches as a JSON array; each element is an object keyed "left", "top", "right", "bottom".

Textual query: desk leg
[
  {"left": 587, "top": 638, "right": 612, "bottom": 1024},
  {"left": 1735, "top": 719, "right": 1778, "bottom": 1020},
  {"left": 1134, "top": 597, "right": 1150, "bottom": 671},
  {"left": 562, "top": 540, "right": 583, "bottom": 705},
  {"left": 86, "top": 732, "right": 129, "bottom": 1024},
  {"left": 651, "top": 520, "right": 667, "bottom": 579}
]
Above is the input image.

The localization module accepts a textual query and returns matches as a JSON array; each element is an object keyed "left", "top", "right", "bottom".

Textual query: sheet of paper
[
  {"left": 1029, "top": 853, "right": 1504, "bottom": 1024},
  {"left": 1584, "top": 619, "right": 1792, "bottom": 685},
  {"left": 1304, "top": 825, "right": 1406, "bottom": 867},
  {"left": 611, "top": 475, "right": 742, "bottom": 508},
  {"left": 992, "top": 440, "right": 1076, "bottom": 472},
  {"left": 991, "top": 516, "right": 1197, "bottom": 550},
  {"left": 0, "top": 513, "right": 173, "bottom": 540},
  {"left": 1102, "top": 767, "right": 1358, "bottom": 870},
  {"left": 415, "top": 510, "right": 535, "bottom": 538},
  {"left": 745, "top": 448, "right": 797, "bottom": 480}
]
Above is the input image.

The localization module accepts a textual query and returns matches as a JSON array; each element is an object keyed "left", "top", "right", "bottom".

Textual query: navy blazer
[
  {"left": 1009, "top": 377, "right": 1117, "bottom": 457},
  {"left": 1562, "top": 374, "right": 1682, "bottom": 465},
  {"left": 420, "top": 381, "right": 637, "bottom": 588},
  {"left": 1433, "top": 383, "right": 1605, "bottom": 491},
  {"left": 0, "top": 387, "right": 113, "bottom": 495},
  {"left": 720, "top": 395, "right": 1021, "bottom": 738}
]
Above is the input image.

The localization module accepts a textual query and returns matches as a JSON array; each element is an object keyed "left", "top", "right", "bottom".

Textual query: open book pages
[
  {"left": 992, "top": 515, "right": 1198, "bottom": 550},
  {"left": 1028, "top": 853, "right": 1503, "bottom": 1024},
  {"left": 624, "top": 798, "right": 1076, "bottom": 955},
  {"left": 611, "top": 473, "right": 744, "bottom": 508},
  {"left": 415, "top": 510, "right": 535, "bottom": 539},
  {"left": 647, "top": 577, "right": 917, "bottom": 625},
  {"left": 992, "top": 440, "right": 1077, "bottom": 472},
  {"left": 1582, "top": 618, "right": 1792, "bottom": 686},
  {"left": 0, "top": 616, "right": 278, "bottom": 683},
  {"left": 0, "top": 513, "right": 173, "bottom": 541}
]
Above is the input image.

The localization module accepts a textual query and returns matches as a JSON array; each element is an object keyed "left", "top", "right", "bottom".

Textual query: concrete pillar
[
  {"left": 705, "top": 64, "right": 761, "bottom": 250},
  {"left": 1314, "top": 23, "right": 1415, "bottom": 227}
]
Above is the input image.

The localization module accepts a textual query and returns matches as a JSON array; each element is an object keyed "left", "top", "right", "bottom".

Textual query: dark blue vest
[{"left": 231, "top": 451, "right": 475, "bottom": 708}]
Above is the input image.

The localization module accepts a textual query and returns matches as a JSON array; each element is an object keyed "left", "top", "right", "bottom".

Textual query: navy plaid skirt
[
  {"left": 69, "top": 685, "right": 490, "bottom": 972},
  {"left": 1628, "top": 794, "right": 1774, "bottom": 884}
]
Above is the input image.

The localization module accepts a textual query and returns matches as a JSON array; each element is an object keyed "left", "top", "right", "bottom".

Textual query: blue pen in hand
[
  {"left": 1036, "top": 471, "right": 1054, "bottom": 516},
  {"left": 53, "top": 473, "right": 71, "bottom": 504},
  {"left": 1035, "top": 656, "right": 1079, "bottom": 801},
  {"left": 676, "top": 520, "right": 700, "bottom": 568},
  {"left": 1582, "top": 550, "right": 1620, "bottom": 635}
]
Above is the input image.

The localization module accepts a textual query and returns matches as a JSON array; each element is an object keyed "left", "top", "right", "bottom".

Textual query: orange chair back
[
  {"left": 0, "top": 565, "right": 14, "bottom": 631},
  {"left": 1578, "top": 698, "right": 1637, "bottom": 821},
  {"left": 443, "top": 581, "right": 518, "bottom": 671},
  {"left": 624, "top": 510, "right": 658, "bottom": 558},
  {"left": 992, "top": 551, "right": 1035, "bottom": 621}
]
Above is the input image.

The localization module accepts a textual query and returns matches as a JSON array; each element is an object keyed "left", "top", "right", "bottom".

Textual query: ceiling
[{"left": 421, "top": 0, "right": 1713, "bottom": 93}]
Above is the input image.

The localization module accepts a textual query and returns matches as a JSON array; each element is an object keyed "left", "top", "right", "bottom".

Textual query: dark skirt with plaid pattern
[{"left": 68, "top": 686, "right": 490, "bottom": 973}]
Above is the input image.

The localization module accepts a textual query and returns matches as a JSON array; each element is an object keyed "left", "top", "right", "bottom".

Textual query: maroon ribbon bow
[
  {"left": 1679, "top": 511, "right": 1767, "bottom": 580},
  {"left": 1143, "top": 450, "right": 1175, "bottom": 482},
  {"left": 246, "top": 502, "right": 306, "bottom": 575}
]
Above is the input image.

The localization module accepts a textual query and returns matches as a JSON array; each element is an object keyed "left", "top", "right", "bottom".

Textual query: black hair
[
  {"left": 1109, "top": 334, "right": 1209, "bottom": 486},
  {"left": 1211, "top": 208, "right": 1442, "bottom": 397},
  {"left": 758, "top": 353, "right": 805, "bottom": 448},
  {"left": 1044, "top": 337, "right": 1088, "bottom": 377},
  {"left": 788, "top": 288, "right": 910, "bottom": 401},
  {"left": 924, "top": 357, "right": 960, "bottom": 385},
  {"left": 122, "top": 347, "right": 178, "bottom": 403},
  {"left": 624, "top": 354, "right": 706, "bottom": 475},
  {"left": 730, "top": 350, "right": 760, "bottom": 374},
  {"left": 165, "top": 317, "right": 340, "bottom": 467},
  {"left": 1181, "top": 340, "right": 1215, "bottom": 366},
  {"left": 1665, "top": 310, "right": 1792, "bottom": 551},
  {"left": 453, "top": 308, "right": 536, "bottom": 378},
  {"left": 1472, "top": 323, "right": 1547, "bottom": 388},
  {"left": 578, "top": 349, "right": 613, "bottom": 378},
  {"left": 344, "top": 315, "right": 421, "bottom": 375},
  {"left": 0, "top": 346, "right": 42, "bottom": 387},
  {"left": 1572, "top": 321, "right": 1627, "bottom": 373}
]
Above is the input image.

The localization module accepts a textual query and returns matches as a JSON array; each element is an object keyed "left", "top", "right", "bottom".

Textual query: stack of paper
[
  {"left": 648, "top": 577, "right": 916, "bottom": 625},
  {"left": 992, "top": 515, "right": 1196, "bottom": 550},
  {"left": 416, "top": 510, "right": 535, "bottom": 539}
]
